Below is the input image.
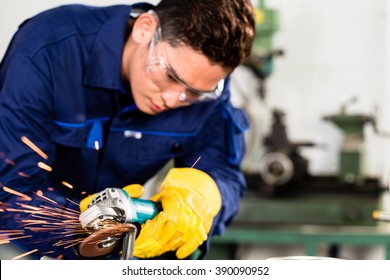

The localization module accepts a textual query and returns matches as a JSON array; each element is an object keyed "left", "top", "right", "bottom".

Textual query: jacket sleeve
[{"left": 0, "top": 53, "right": 80, "bottom": 259}]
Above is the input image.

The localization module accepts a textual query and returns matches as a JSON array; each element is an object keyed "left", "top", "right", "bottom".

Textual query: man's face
[{"left": 124, "top": 23, "right": 228, "bottom": 115}]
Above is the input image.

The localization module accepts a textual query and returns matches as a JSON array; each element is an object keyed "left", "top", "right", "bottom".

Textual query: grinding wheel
[{"left": 79, "top": 223, "right": 133, "bottom": 258}]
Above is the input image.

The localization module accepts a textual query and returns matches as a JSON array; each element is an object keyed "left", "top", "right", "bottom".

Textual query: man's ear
[{"left": 131, "top": 12, "right": 158, "bottom": 45}]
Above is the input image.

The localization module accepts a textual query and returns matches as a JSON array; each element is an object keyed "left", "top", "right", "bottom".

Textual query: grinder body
[
  {"left": 78, "top": 187, "right": 158, "bottom": 259},
  {"left": 79, "top": 187, "right": 158, "bottom": 229}
]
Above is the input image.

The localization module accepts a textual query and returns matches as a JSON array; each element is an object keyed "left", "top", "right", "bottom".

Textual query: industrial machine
[
  {"left": 207, "top": 0, "right": 390, "bottom": 259},
  {"left": 245, "top": 109, "right": 313, "bottom": 197},
  {"left": 242, "top": 104, "right": 383, "bottom": 225},
  {"left": 244, "top": 0, "right": 284, "bottom": 100},
  {"left": 229, "top": 0, "right": 385, "bottom": 227},
  {"left": 206, "top": 102, "right": 388, "bottom": 259},
  {"left": 323, "top": 97, "right": 376, "bottom": 185}
]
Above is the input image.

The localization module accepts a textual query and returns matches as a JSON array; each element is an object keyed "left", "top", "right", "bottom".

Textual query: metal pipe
[{"left": 373, "top": 210, "right": 390, "bottom": 222}]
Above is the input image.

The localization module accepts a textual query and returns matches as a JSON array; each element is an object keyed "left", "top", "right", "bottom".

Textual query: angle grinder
[{"left": 78, "top": 187, "right": 159, "bottom": 259}]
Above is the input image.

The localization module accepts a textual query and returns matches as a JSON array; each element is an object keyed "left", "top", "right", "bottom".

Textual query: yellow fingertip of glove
[
  {"left": 122, "top": 184, "right": 144, "bottom": 198},
  {"left": 79, "top": 194, "right": 96, "bottom": 212},
  {"left": 176, "top": 233, "right": 204, "bottom": 259},
  {"left": 161, "top": 168, "right": 222, "bottom": 215}
]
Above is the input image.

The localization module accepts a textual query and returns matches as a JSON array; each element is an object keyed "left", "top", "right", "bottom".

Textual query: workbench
[
  {"left": 207, "top": 192, "right": 390, "bottom": 260},
  {"left": 208, "top": 223, "right": 390, "bottom": 259}
]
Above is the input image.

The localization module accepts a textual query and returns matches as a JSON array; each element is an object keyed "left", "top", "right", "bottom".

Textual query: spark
[
  {"left": 0, "top": 187, "right": 90, "bottom": 249},
  {"left": 3, "top": 186, "right": 32, "bottom": 201},
  {"left": 21, "top": 136, "right": 48, "bottom": 160},
  {"left": 191, "top": 156, "right": 202, "bottom": 168},
  {"left": 12, "top": 249, "right": 38, "bottom": 260},
  {"left": 0, "top": 182, "right": 126, "bottom": 259},
  {"left": 0, "top": 230, "right": 31, "bottom": 245},
  {"left": 35, "top": 190, "right": 57, "bottom": 204},
  {"left": 0, "top": 234, "right": 32, "bottom": 244},
  {"left": 0, "top": 196, "right": 91, "bottom": 255},
  {"left": 0, "top": 230, "right": 25, "bottom": 233},
  {"left": 41, "top": 204, "right": 80, "bottom": 214},
  {"left": 0, "top": 150, "right": 100, "bottom": 259},
  {"left": 94, "top": 140, "right": 100, "bottom": 150},
  {"left": 54, "top": 237, "right": 86, "bottom": 249},
  {"left": 6, "top": 208, "right": 38, "bottom": 214},
  {"left": 40, "top": 250, "right": 55, "bottom": 255},
  {"left": 17, "top": 172, "right": 31, "bottom": 178},
  {"left": 4, "top": 158, "right": 15, "bottom": 166},
  {"left": 15, "top": 203, "right": 40, "bottom": 211},
  {"left": 38, "top": 162, "right": 52, "bottom": 172},
  {"left": 61, "top": 181, "right": 74, "bottom": 189},
  {"left": 66, "top": 198, "right": 80, "bottom": 208}
]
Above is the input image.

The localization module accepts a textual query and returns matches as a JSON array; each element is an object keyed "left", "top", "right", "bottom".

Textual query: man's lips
[{"left": 149, "top": 99, "right": 165, "bottom": 113}]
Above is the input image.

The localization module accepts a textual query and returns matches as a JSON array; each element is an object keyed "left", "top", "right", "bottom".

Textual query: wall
[
  {"left": 232, "top": 0, "right": 390, "bottom": 182},
  {"left": 230, "top": 0, "right": 390, "bottom": 260},
  {"left": 0, "top": 0, "right": 160, "bottom": 58}
]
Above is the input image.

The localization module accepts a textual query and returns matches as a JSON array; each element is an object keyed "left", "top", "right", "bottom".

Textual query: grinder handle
[
  {"left": 121, "top": 184, "right": 159, "bottom": 224},
  {"left": 129, "top": 198, "right": 159, "bottom": 224}
]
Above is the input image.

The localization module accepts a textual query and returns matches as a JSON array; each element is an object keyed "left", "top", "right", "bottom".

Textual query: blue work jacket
[{"left": 0, "top": 3, "right": 249, "bottom": 259}]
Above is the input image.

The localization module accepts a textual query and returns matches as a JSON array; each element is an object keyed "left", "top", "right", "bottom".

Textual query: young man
[{"left": 0, "top": 0, "right": 255, "bottom": 259}]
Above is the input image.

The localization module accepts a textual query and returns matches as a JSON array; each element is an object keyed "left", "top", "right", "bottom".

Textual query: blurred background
[{"left": 1, "top": 0, "right": 390, "bottom": 260}]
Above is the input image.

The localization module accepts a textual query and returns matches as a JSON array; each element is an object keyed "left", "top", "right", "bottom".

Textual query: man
[{"left": 0, "top": 0, "right": 255, "bottom": 259}]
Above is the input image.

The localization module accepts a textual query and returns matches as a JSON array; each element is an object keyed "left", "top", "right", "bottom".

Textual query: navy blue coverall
[{"left": 0, "top": 3, "right": 249, "bottom": 259}]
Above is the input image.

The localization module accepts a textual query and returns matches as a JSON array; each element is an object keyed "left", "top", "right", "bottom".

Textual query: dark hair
[{"left": 154, "top": 0, "right": 255, "bottom": 70}]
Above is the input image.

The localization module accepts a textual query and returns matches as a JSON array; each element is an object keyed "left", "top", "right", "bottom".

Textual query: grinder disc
[{"left": 79, "top": 223, "right": 133, "bottom": 258}]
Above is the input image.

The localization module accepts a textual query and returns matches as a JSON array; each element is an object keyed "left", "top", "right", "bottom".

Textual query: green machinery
[
  {"left": 206, "top": 2, "right": 388, "bottom": 259},
  {"left": 323, "top": 105, "right": 375, "bottom": 185},
  {"left": 253, "top": 0, "right": 279, "bottom": 53},
  {"left": 244, "top": 0, "right": 282, "bottom": 99}
]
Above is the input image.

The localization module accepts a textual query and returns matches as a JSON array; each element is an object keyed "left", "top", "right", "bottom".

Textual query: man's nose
[{"left": 161, "top": 89, "right": 186, "bottom": 107}]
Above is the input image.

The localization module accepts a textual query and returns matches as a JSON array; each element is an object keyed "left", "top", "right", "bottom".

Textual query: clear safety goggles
[{"left": 146, "top": 11, "right": 224, "bottom": 103}]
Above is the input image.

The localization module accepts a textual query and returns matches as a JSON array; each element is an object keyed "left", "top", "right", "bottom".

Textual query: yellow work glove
[
  {"left": 79, "top": 184, "right": 144, "bottom": 213},
  {"left": 133, "top": 168, "right": 222, "bottom": 259}
]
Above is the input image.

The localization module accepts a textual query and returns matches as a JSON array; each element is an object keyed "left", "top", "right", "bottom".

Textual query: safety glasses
[{"left": 145, "top": 11, "right": 224, "bottom": 103}]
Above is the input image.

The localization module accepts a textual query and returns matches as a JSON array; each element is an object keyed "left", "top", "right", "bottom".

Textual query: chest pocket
[
  {"left": 49, "top": 118, "right": 109, "bottom": 193},
  {"left": 122, "top": 129, "right": 189, "bottom": 160},
  {"left": 50, "top": 118, "right": 109, "bottom": 149}
]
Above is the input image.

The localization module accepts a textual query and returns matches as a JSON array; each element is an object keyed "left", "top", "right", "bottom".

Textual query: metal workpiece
[
  {"left": 372, "top": 210, "right": 390, "bottom": 222},
  {"left": 120, "top": 224, "right": 138, "bottom": 260}
]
